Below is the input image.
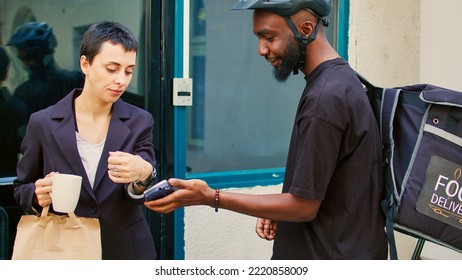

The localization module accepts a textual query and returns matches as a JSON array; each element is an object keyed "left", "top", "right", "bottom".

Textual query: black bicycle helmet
[
  {"left": 232, "top": 0, "right": 331, "bottom": 19},
  {"left": 7, "top": 22, "right": 57, "bottom": 55}
]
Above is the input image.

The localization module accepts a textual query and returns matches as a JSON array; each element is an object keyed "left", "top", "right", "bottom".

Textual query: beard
[{"left": 272, "top": 38, "right": 300, "bottom": 82}]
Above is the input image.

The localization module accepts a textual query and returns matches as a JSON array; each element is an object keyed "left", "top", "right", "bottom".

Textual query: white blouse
[{"left": 76, "top": 132, "right": 105, "bottom": 189}]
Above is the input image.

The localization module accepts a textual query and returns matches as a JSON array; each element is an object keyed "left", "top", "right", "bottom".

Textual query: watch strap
[{"left": 136, "top": 168, "right": 157, "bottom": 188}]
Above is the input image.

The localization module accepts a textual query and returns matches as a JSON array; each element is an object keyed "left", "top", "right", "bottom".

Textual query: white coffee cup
[{"left": 51, "top": 173, "right": 82, "bottom": 213}]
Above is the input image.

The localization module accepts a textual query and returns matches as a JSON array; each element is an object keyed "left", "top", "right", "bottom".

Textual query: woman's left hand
[{"left": 107, "top": 151, "right": 150, "bottom": 184}]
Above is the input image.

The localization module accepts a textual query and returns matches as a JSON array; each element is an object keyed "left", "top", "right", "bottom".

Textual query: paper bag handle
[
  {"left": 41, "top": 205, "right": 50, "bottom": 217},
  {"left": 40, "top": 205, "right": 76, "bottom": 218}
]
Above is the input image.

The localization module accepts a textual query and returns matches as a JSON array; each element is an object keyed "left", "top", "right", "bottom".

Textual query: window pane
[
  {"left": 0, "top": 0, "right": 145, "bottom": 178},
  {"left": 187, "top": 0, "right": 337, "bottom": 173}
]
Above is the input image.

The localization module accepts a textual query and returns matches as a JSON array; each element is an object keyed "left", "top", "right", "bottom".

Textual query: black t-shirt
[{"left": 272, "top": 58, "right": 388, "bottom": 259}]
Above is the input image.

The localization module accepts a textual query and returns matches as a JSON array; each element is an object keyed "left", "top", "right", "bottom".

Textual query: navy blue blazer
[{"left": 14, "top": 89, "right": 157, "bottom": 259}]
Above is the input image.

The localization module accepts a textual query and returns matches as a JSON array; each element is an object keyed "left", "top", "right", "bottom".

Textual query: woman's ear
[{"left": 80, "top": 55, "right": 89, "bottom": 75}]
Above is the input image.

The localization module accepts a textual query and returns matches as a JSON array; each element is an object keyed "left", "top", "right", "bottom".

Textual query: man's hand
[
  {"left": 144, "top": 178, "right": 215, "bottom": 213},
  {"left": 256, "top": 218, "right": 277, "bottom": 240}
]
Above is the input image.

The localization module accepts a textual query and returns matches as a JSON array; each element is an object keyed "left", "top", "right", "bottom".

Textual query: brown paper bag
[{"left": 12, "top": 205, "right": 101, "bottom": 260}]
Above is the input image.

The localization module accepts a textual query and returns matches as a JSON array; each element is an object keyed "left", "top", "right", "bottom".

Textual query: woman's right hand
[{"left": 34, "top": 172, "right": 56, "bottom": 207}]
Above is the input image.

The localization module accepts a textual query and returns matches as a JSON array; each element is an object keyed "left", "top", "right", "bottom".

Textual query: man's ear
[{"left": 300, "top": 20, "right": 315, "bottom": 38}]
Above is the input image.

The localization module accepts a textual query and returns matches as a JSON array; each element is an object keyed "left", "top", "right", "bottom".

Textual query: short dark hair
[
  {"left": 79, "top": 21, "right": 138, "bottom": 64},
  {"left": 0, "top": 47, "right": 10, "bottom": 81}
]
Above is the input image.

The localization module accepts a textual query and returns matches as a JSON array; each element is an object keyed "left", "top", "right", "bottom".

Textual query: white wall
[
  {"left": 421, "top": 0, "right": 462, "bottom": 91},
  {"left": 348, "top": 0, "right": 421, "bottom": 87},
  {"left": 185, "top": 185, "right": 281, "bottom": 260}
]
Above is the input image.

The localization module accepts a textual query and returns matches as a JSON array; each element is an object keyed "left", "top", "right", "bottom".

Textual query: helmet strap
[{"left": 285, "top": 17, "right": 323, "bottom": 75}]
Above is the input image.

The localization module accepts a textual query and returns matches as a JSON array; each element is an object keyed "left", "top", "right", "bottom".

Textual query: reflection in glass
[{"left": 0, "top": 0, "right": 145, "bottom": 178}]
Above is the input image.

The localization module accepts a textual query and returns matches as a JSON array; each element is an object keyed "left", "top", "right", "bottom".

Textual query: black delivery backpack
[{"left": 357, "top": 73, "right": 462, "bottom": 259}]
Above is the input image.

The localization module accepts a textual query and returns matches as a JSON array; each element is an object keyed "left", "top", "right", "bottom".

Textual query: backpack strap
[
  {"left": 354, "top": 72, "right": 401, "bottom": 259},
  {"left": 380, "top": 88, "right": 402, "bottom": 260}
]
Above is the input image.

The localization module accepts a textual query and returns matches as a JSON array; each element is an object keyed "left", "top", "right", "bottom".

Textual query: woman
[{"left": 13, "top": 21, "right": 157, "bottom": 259}]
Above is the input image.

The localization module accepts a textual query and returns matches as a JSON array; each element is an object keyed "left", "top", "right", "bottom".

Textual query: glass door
[{"left": 0, "top": 0, "right": 175, "bottom": 260}]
